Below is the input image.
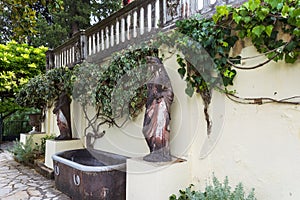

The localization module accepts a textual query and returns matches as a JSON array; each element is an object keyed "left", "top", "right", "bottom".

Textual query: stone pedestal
[
  {"left": 20, "top": 133, "right": 47, "bottom": 147},
  {"left": 45, "top": 139, "right": 83, "bottom": 169},
  {"left": 126, "top": 157, "right": 190, "bottom": 200}
]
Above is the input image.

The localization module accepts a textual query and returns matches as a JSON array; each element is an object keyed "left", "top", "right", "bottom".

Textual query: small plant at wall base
[
  {"left": 169, "top": 175, "right": 256, "bottom": 200},
  {"left": 40, "top": 134, "right": 56, "bottom": 154},
  {"left": 10, "top": 136, "right": 41, "bottom": 165}
]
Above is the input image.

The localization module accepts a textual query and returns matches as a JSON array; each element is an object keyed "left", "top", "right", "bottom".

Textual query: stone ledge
[{"left": 34, "top": 159, "right": 54, "bottom": 179}]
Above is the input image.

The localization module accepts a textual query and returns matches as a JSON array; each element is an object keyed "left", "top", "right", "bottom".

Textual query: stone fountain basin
[{"left": 52, "top": 148, "right": 127, "bottom": 200}]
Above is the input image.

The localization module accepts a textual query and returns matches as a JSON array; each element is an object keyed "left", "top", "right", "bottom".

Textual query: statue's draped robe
[
  {"left": 143, "top": 57, "right": 174, "bottom": 162},
  {"left": 53, "top": 92, "right": 72, "bottom": 140}
]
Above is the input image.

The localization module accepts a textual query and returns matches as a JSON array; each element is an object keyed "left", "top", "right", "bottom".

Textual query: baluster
[
  {"left": 80, "top": 30, "right": 87, "bottom": 61},
  {"left": 187, "top": 0, "right": 191, "bottom": 17},
  {"left": 60, "top": 52, "right": 62, "bottom": 67},
  {"left": 211, "top": 0, "right": 217, "bottom": 5},
  {"left": 68, "top": 48, "right": 70, "bottom": 65},
  {"left": 57, "top": 53, "right": 59, "bottom": 67},
  {"left": 161, "top": 0, "right": 167, "bottom": 26},
  {"left": 155, "top": 0, "right": 160, "bottom": 28},
  {"left": 88, "top": 36, "right": 92, "bottom": 55},
  {"left": 116, "top": 20, "right": 120, "bottom": 45},
  {"left": 106, "top": 26, "right": 109, "bottom": 49},
  {"left": 190, "top": 0, "right": 197, "bottom": 15},
  {"left": 140, "top": 7, "right": 145, "bottom": 35},
  {"left": 101, "top": 29, "right": 105, "bottom": 50},
  {"left": 62, "top": 51, "right": 65, "bottom": 66},
  {"left": 121, "top": 18, "right": 125, "bottom": 42},
  {"left": 66, "top": 49, "right": 68, "bottom": 66},
  {"left": 202, "top": 0, "right": 211, "bottom": 12},
  {"left": 111, "top": 25, "right": 114, "bottom": 47},
  {"left": 93, "top": 33, "right": 96, "bottom": 54},
  {"left": 198, "top": 0, "right": 204, "bottom": 10},
  {"left": 97, "top": 32, "right": 100, "bottom": 52},
  {"left": 147, "top": 4, "right": 152, "bottom": 32},
  {"left": 182, "top": 0, "right": 186, "bottom": 18},
  {"left": 71, "top": 46, "right": 74, "bottom": 64},
  {"left": 64, "top": 50, "right": 66, "bottom": 66},
  {"left": 59, "top": 53, "right": 61, "bottom": 67},
  {"left": 133, "top": 11, "right": 138, "bottom": 38},
  {"left": 127, "top": 14, "right": 131, "bottom": 40}
]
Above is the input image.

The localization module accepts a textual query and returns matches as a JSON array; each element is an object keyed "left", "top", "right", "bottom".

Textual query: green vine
[
  {"left": 16, "top": 66, "right": 75, "bottom": 110},
  {"left": 155, "top": 0, "right": 299, "bottom": 134},
  {"left": 161, "top": 0, "right": 299, "bottom": 99},
  {"left": 74, "top": 44, "right": 159, "bottom": 131}
]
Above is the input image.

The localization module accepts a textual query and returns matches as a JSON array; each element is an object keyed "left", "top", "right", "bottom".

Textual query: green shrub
[
  {"left": 170, "top": 175, "right": 256, "bottom": 200},
  {"left": 10, "top": 135, "right": 40, "bottom": 164},
  {"left": 40, "top": 134, "right": 56, "bottom": 154}
]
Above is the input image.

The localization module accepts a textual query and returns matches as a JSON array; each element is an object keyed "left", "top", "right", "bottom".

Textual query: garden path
[{"left": 0, "top": 142, "right": 70, "bottom": 200}]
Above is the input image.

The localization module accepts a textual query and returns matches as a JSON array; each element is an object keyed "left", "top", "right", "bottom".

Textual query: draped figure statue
[
  {"left": 53, "top": 92, "right": 72, "bottom": 140},
  {"left": 143, "top": 56, "right": 174, "bottom": 162}
]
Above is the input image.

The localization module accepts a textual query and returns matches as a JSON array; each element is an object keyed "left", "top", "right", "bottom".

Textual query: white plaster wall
[{"left": 190, "top": 46, "right": 300, "bottom": 200}]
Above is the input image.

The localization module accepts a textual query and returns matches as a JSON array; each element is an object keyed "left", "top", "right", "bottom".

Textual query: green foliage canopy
[
  {"left": 0, "top": 0, "right": 63, "bottom": 43},
  {"left": 0, "top": 41, "right": 47, "bottom": 95},
  {"left": 16, "top": 66, "right": 75, "bottom": 110},
  {"left": 0, "top": 41, "right": 47, "bottom": 116}
]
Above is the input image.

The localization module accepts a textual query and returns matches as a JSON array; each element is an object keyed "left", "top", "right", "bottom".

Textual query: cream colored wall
[
  {"left": 190, "top": 46, "right": 300, "bottom": 200},
  {"left": 44, "top": 107, "right": 60, "bottom": 137},
  {"left": 44, "top": 44, "right": 300, "bottom": 200}
]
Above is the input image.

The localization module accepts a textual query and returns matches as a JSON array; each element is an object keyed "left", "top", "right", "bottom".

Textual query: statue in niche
[
  {"left": 53, "top": 92, "right": 72, "bottom": 140},
  {"left": 143, "top": 56, "right": 174, "bottom": 162}
]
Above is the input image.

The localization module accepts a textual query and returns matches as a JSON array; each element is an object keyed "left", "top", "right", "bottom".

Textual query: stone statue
[
  {"left": 53, "top": 92, "right": 72, "bottom": 140},
  {"left": 142, "top": 56, "right": 174, "bottom": 162}
]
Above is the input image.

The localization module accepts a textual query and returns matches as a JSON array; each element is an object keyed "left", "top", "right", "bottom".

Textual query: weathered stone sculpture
[
  {"left": 53, "top": 92, "right": 72, "bottom": 140},
  {"left": 143, "top": 56, "right": 174, "bottom": 162}
]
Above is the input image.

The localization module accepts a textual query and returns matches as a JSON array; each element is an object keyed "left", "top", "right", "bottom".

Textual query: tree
[
  {"left": 0, "top": 41, "right": 47, "bottom": 130},
  {"left": 0, "top": 0, "right": 63, "bottom": 43},
  {"left": 31, "top": 0, "right": 122, "bottom": 48}
]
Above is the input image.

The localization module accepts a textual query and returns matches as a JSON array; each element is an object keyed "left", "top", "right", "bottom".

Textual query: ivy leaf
[
  {"left": 265, "top": 0, "right": 283, "bottom": 9},
  {"left": 185, "top": 82, "right": 194, "bottom": 97},
  {"left": 249, "top": 0, "right": 260, "bottom": 11},
  {"left": 293, "top": 28, "right": 300, "bottom": 36},
  {"left": 257, "top": 7, "right": 270, "bottom": 21},
  {"left": 252, "top": 25, "right": 265, "bottom": 37},
  {"left": 213, "top": 5, "right": 229, "bottom": 23},
  {"left": 285, "top": 41, "right": 297, "bottom": 52},
  {"left": 178, "top": 68, "right": 186, "bottom": 79},
  {"left": 233, "top": 12, "right": 242, "bottom": 24},
  {"left": 285, "top": 52, "right": 298, "bottom": 63},
  {"left": 243, "top": 16, "right": 252, "bottom": 23},
  {"left": 281, "top": 4, "right": 289, "bottom": 18},
  {"left": 265, "top": 25, "right": 273, "bottom": 37}
]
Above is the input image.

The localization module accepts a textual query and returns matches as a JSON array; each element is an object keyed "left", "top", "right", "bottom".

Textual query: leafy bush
[
  {"left": 10, "top": 135, "right": 41, "bottom": 164},
  {"left": 170, "top": 175, "right": 256, "bottom": 200},
  {"left": 40, "top": 134, "right": 56, "bottom": 154}
]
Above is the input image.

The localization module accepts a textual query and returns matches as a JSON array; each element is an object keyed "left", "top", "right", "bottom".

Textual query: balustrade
[{"left": 46, "top": 0, "right": 246, "bottom": 69}]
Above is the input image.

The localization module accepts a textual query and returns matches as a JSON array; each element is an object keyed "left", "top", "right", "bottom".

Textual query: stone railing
[{"left": 46, "top": 0, "right": 246, "bottom": 69}]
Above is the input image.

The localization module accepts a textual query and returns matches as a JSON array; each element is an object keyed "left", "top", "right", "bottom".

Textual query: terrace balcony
[{"left": 46, "top": 0, "right": 246, "bottom": 69}]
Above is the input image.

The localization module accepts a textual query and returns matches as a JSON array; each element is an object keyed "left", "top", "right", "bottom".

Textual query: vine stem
[
  {"left": 225, "top": 92, "right": 300, "bottom": 105},
  {"left": 227, "top": 51, "right": 279, "bottom": 70}
]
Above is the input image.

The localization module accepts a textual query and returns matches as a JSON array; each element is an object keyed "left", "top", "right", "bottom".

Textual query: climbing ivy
[
  {"left": 74, "top": 45, "right": 159, "bottom": 124},
  {"left": 154, "top": 0, "right": 299, "bottom": 134},
  {"left": 213, "top": 0, "right": 299, "bottom": 63},
  {"left": 159, "top": 0, "right": 299, "bottom": 101}
]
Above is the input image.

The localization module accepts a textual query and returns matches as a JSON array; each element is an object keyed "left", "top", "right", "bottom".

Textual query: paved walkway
[{"left": 0, "top": 142, "right": 70, "bottom": 200}]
